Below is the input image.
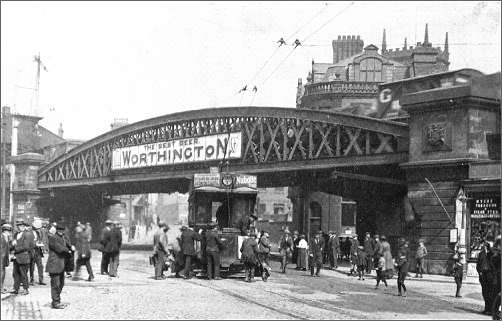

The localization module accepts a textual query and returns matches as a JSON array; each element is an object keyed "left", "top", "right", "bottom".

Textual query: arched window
[{"left": 359, "top": 58, "right": 382, "bottom": 82}]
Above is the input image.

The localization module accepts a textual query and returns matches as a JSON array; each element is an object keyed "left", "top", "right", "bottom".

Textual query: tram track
[{"left": 120, "top": 264, "right": 361, "bottom": 319}]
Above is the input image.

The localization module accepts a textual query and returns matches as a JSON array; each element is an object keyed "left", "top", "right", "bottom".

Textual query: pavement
[{"left": 1, "top": 250, "right": 493, "bottom": 320}]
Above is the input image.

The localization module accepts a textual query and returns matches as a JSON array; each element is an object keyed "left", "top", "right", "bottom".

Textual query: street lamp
[{"left": 456, "top": 188, "right": 468, "bottom": 279}]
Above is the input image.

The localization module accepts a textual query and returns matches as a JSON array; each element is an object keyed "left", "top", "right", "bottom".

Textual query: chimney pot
[{"left": 342, "top": 35, "right": 346, "bottom": 40}]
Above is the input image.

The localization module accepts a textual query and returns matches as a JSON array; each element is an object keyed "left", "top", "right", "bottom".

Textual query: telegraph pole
[
  {"left": 32, "top": 52, "right": 47, "bottom": 116},
  {"left": 0, "top": 107, "right": 8, "bottom": 221}
]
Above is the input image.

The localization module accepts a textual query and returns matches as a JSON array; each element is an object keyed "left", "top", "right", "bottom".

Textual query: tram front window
[{"left": 216, "top": 203, "right": 230, "bottom": 229}]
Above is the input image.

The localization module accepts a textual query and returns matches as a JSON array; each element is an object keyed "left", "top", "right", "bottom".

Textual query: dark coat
[
  {"left": 350, "top": 238, "right": 359, "bottom": 262},
  {"left": 46, "top": 233, "right": 71, "bottom": 274},
  {"left": 75, "top": 230, "right": 91, "bottom": 258},
  {"left": 364, "top": 238, "right": 374, "bottom": 256},
  {"left": 205, "top": 230, "right": 222, "bottom": 252},
  {"left": 279, "top": 234, "right": 293, "bottom": 257},
  {"left": 476, "top": 249, "right": 493, "bottom": 273},
  {"left": 13, "top": 230, "right": 36, "bottom": 265},
  {"left": 1, "top": 233, "right": 10, "bottom": 267},
  {"left": 153, "top": 229, "right": 169, "bottom": 254},
  {"left": 357, "top": 249, "right": 367, "bottom": 266},
  {"left": 309, "top": 237, "right": 324, "bottom": 264},
  {"left": 240, "top": 237, "right": 258, "bottom": 265},
  {"left": 101, "top": 227, "right": 122, "bottom": 253},
  {"left": 328, "top": 236, "right": 340, "bottom": 253},
  {"left": 181, "top": 229, "right": 201, "bottom": 256},
  {"left": 396, "top": 244, "right": 410, "bottom": 266},
  {"left": 258, "top": 236, "right": 271, "bottom": 254}
]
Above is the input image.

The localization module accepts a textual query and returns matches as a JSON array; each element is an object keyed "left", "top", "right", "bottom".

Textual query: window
[
  {"left": 258, "top": 203, "right": 266, "bottom": 215},
  {"left": 273, "top": 203, "right": 285, "bottom": 215},
  {"left": 341, "top": 202, "right": 357, "bottom": 226},
  {"left": 359, "top": 58, "right": 382, "bottom": 82}
]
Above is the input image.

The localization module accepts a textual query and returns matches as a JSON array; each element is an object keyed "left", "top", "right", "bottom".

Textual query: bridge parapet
[{"left": 38, "top": 107, "right": 408, "bottom": 188}]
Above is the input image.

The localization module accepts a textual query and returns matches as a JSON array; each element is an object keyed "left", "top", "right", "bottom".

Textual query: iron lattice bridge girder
[{"left": 38, "top": 107, "right": 408, "bottom": 187}]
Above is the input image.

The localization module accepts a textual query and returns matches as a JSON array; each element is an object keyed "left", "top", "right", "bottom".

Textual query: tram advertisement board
[
  {"left": 112, "top": 132, "right": 242, "bottom": 170},
  {"left": 193, "top": 173, "right": 257, "bottom": 189}
]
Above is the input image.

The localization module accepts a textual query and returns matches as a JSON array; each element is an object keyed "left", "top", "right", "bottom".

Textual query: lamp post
[{"left": 457, "top": 188, "right": 468, "bottom": 279}]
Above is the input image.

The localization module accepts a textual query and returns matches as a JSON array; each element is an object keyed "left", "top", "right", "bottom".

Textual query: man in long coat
[
  {"left": 11, "top": 219, "right": 35, "bottom": 295},
  {"left": 205, "top": 222, "right": 223, "bottom": 280},
  {"left": 46, "top": 222, "right": 72, "bottom": 309},
  {"left": 477, "top": 241, "right": 495, "bottom": 314},
  {"left": 108, "top": 221, "right": 122, "bottom": 277},
  {"left": 153, "top": 221, "right": 169, "bottom": 280},
  {"left": 278, "top": 228, "right": 294, "bottom": 273},
  {"left": 74, "top": 224, "right": 94, "bottom": 281},
  {"left": 309, "top": 230, "right": 324, "bottom": 277},
  {"left": 327, "top": 231, "right": 340, "bottom": 270},
  {"left": 1, "top": 223, "right": 12, "bottom": 293},
  {"left": 180, "top": 226, "right": 201, "bottom": 279},
  {"left": 363, "top": 232, "right": 375, "bottom": 274},
  {"left": 349, "top": 234, "right": 359, "bottom": 276},
  {"left": 99, "top": 220, "right": 113, "bottom": 275},
  {"left": 240, "top": 230, "right": 258, "bottom": 282}
]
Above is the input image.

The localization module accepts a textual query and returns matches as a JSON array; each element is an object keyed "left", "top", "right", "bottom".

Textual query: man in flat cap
[
  {"left": 108, "top": 221, "right": 123, "bottom": 277},
  {"left": 180, "top": 225, "right": 201, "bottom": 279},
  {"left": 1, "top": 223, "right": 13, "bottom": 293},
  {"left": 29, "top": 220, "right": 46, "bottom": 285},
  {"left": 327, "top": 231, "right": 340, "bottom": 270},
  {"left": 99, "top": 220, "right": 114, "bottom": 275},
  {"left": 46, "top": 222, "right": 72, "bottom": 309},
  {"left": 10, "top": 219, "right": 35, "bottom": 295},
  {"left": 153, "top": 221, "right": 170, "bottom": 280},
  {"left": 205, "top": 222, "right": 223, "bottom": 280},
  {"left": 309, "top": 230, "right": 324, "bottom": 277}
]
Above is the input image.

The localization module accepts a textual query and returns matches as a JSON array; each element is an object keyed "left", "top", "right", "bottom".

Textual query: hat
[
  {"left": 15, "top": 218, "right": 25, "bottom": 226},
  {"left": 112, "top": 220, "right": 119, "bottom": 225},
  {"left": 250, "top": 214, "right": 258, "bottom": 220},
  {"left": 208, "top": 222, "right": 218, "bottom": 228},
  {"left": 300, "top": 234, "right": 305, "bottom": 238},
  {"left": 358, "top": 245, "right": 364, "bottom": 250},
  {"left": 374, "top": 234, "right": 380, "bottom": 239},
  {"left": 380, "top": 235, "right": 387, "bottom": 241},
  {"left": 1, "top": 223, "right": 12, "bottom": 231},
  {"left": 283, "top": 228, "right": 290, "bottom": 234},
  {"left": 328, "top": 230, "right": 334, "bottom": 235},
  {"left": 316, "top": 230, "right": 323, "bottom": 235},
  {"left": 32, "top": 220, "right": 42, "bottom": 229},
  {"left": 56, "top": 221, "right": 66, "bottom": 230},
  {"left": 158, "top": 221, "right": 166, "bottom": 228},
  {"left": 180, "top": 226, "right": 188, "bottom": 231},
  {"left": 352, "top": 234, "right": 358, "bottom": 239},
  {"left": 105, "top": 219, "right": 113, "bottom": 225}
]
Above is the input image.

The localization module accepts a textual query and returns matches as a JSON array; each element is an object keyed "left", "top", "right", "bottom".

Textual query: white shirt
[{"left": 298, "top": 239, "right": 308, "bottom": 249}]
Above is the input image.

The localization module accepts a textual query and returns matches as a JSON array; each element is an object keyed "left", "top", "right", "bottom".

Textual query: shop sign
[
  {"left": 193, "top": 173, "right": 221, "bottom": 188},
  {"left": 234, "top": 175, "right": 257, "bottom": 189},
  {"left": 112, "top": 132, "right": 241, "bottom": 170}
]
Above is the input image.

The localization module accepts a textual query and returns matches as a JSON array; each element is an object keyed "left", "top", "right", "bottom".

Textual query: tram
[{"left": 188, "top": 172, "right": 258, "bottom": 276}]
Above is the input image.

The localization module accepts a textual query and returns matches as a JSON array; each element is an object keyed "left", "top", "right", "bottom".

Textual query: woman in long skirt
[
  {"left": 380, "top": 235, "right": 394, "bottom": 278},
  {"left": 297, "top": 235, "right": 308, "bottom": 271}
]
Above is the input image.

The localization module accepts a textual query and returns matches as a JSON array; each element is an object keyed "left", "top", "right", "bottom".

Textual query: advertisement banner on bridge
[{"left": 112, "top": 132, "right": 242, "bottom": 170}]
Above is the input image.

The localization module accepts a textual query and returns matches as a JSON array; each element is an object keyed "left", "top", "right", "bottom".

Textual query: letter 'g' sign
[
  {"left": 112, "top": 132, "right": 242, "bottom": 170},
  {"left": 379, "top": 88, "right": 392, "bottom": 103}
]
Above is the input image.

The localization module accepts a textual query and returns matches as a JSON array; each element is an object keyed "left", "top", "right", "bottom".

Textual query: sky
[{"left": 1, "top": 1, "right": 501, "bottom": 141}]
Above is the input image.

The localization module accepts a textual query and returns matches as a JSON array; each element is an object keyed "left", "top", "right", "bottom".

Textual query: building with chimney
[{"left": 297, "top": 24, "right": 450, "bottom": 119}]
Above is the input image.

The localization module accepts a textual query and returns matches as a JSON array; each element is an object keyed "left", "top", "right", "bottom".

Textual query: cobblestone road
[{"left": 1, "top": 250, "right": 492, "bottom": 320}]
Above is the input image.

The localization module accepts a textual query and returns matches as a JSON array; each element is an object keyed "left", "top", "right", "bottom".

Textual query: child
[
  {"left": 452, "top": 254, "right": 463, "bottom": 298},
  {"left": 375, "top": 255, "right": 388, "bottom": 289},
  {"left": 356, "top": 245, "right": 367, "bottom": 280}
]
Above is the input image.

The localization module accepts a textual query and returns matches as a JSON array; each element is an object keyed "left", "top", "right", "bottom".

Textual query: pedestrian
[
  {"left": 395, "top": 237, "right": 410, "bottom": 297},
  {"left": 180, "top": 225, "right": 201, "bottom": 279},
  {"left": 296, "top": 234, "right": 308, "bottom": 271},
  {"left": 99, "top": 220, "right": 114, "bottom": 275},
  {"left": 349, "top": 234, "right": 359, "bottom": 276},
  {"left": 74, "top": 223, "right": 94, "bottom": 281},
  {"left": 490, "top": 236, "right": 501, "bottom": 316},
  {"left": 29, "top": 220, "right": 46, "bottom": 285},
  {"left": 292, "top": 231, "right": 300, "bottom": 269},
  {"left": 10, "top": 219, "right": 35, "bottom": 295},
  {"left": 375, "top": 254, "right": 388, "bottom": 289},
  {"left": 258, "top": 231, "right": 271, "bottom": 277},
  {"left": 205, "top": 222, "right": 223, "bottom": 280},
  {"left": 63, "top": 224, "right": 75, "bottom": 278},
  {"left": 415, "top": 239, "right": 427, "bottom": 278},
  {"left": 171, "top": 234, "right": 184, "bottom": 278},
  {"left": 477, "top": 240, "right": 495, "bottom": 314},
  {"left": 46, "top": 222, "right": 73, "bottom": 309},
  {"left": 240, "top": 230, "right": 258, "bottom": 282},
  {"left": 309, "top": 230, "right": 324, "bottom": 277},
  {"left": 108, "top": 221, "right": 123, "bottom": 277},
  {"left": 278, "top": 228, "right": 293, "bottom": 273},
  {"left": 363, "top": 232, "right": 374, "bottom": 274},
  {"left": 153, "top": 221, "right": 169, "bottom": 280},
  {"left": 452, "top": 252, "right": 463, "bottom": 298},
  {"left": 357, "top": 245, "right": 367, "bottom": 281},
  {"left": 85, "top": 223, "right": 93, "bottom": 242},
  {"left": 342, "top": 237, "right": 351, "bottom": 261},
  {"left": 380, "top": 235, "right": 394, "bottom": 278},
  {"left": 1, "top": 223, "right": 13, "bottom": 294},
  {"left": 373, "top": 234, "right": 383, "bottom": 270},
  {"left": 327, "top": 231, "right": 339, "bottom": 270}
]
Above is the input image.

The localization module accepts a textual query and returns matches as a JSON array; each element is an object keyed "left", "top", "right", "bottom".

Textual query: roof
[{"left": 380, "top": 68, "right": 484, "bottom": 87}]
